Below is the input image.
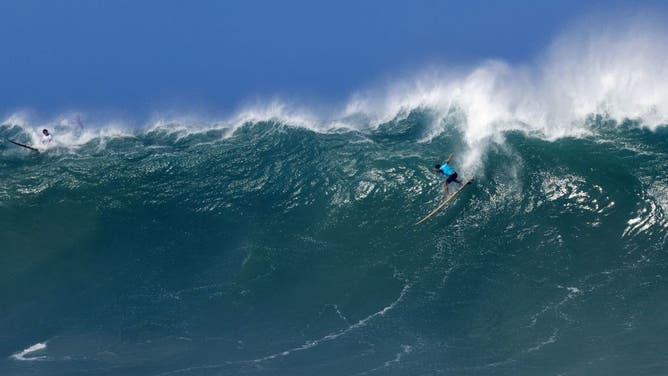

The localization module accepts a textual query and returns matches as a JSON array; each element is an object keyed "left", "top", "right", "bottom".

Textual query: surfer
[
  {"left": 434, "top": 154, "right": 463, "bottom": 196},
  {"left": 42, "top": 129, "right": 52, "bottom": 144}
]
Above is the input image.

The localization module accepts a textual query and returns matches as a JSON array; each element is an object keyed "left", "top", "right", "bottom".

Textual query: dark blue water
[{"left": 1, "top": 113, "right": 667, "bottom": 375}]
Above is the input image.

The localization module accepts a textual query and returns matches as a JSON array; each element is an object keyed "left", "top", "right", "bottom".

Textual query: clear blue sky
[{"left": 0, "top": 0, "right": 662, "bottom": 118}]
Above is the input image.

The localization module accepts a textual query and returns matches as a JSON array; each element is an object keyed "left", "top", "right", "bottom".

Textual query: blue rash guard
[{"left": 439, "top": 163, "right": 455, "bottom": 176}]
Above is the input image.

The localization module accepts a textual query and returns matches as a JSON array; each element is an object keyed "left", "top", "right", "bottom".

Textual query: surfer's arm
[{"left": 445, "top": 154, "right": 453, "bottom": 163}]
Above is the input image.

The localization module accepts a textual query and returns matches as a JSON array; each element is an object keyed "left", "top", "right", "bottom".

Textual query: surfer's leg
[
  {"left": 445, "top": 174, "right": 457, "bottom": 193},
  {"left": 451, "top": 172, "right": 462, "bottom": 185}
]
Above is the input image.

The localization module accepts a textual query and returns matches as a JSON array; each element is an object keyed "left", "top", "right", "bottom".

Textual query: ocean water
[
  {"left": 2, "top": 21, "right": 668, "bottom": 376},
  {"left": 1, "top": 109, "right": 667, "bottom": 375}
]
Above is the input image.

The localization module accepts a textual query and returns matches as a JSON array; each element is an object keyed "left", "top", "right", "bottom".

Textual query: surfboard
[
  {"left": 415, "top": 177, "right": 473, "bottom": 225},
  {"left": 7, "top": 139, "right": 39, "bottom": 152}
]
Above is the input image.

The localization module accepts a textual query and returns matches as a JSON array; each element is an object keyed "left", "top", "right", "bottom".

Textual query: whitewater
[{"left": 1, "top": 19, "right": 668, "bottom": 376}]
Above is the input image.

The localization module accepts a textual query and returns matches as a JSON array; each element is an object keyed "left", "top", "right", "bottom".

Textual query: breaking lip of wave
[{"left": 3, "top": 15, "right": 668, "bottom": 165}]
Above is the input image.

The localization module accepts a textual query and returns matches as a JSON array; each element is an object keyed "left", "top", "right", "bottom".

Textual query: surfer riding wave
[{"left": 434, "top": 154, "right": 463, "bottom": 196}]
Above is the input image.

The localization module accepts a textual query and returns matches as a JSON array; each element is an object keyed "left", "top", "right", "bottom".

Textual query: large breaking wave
[{"left": 1, "top": 15, "right": 668, "bottom": 376}]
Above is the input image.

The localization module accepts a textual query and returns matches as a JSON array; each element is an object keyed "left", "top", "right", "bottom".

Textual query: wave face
[
  {"left": 2, "top": 17, "right": 668, "bottom": 376},
  {"left": 1, "top": 108, "right": 667, "bottom": 375}
]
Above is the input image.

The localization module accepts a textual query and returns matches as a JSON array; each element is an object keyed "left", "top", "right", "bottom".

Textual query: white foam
[
  {"left": 339, "top": 14, "right": 668, "bottom": 168},
  {"left": 251, "top": 283, "right": 410, "bottom": 363},
  {"left": 2, "top": 113, "right": 134, "bottom": 151},
  {"left": 2, "top": 110, "right": 34, "bottom": 128},
  {"left": 524, "top": 329, "right": 559, "bottom": 353},
  {"left": 154, "top": 283, "right": 411, "bottom": 376},
  {"left": 11, "top": 342, "right": 48, "bottom": 361},
  {"left": 2, "top": 13, "right": 668, "bottom": 163}
]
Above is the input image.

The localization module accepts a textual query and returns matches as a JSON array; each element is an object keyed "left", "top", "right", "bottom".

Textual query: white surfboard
[{"left": 415, "top": 178, "right": 473, "bottom": 225}]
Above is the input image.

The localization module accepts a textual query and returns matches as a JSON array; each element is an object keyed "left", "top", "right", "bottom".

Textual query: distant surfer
[
  {"left": 42, "top": 129, "right": 52, "bottom": 144},
  {"left": 434, "top": 154, "right": 463, "bottom": 196}
]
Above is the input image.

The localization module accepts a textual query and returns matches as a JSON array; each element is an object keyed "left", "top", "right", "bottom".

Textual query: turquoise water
[{"left": 1, "top": 113, "right": 667, "bottom": 375}]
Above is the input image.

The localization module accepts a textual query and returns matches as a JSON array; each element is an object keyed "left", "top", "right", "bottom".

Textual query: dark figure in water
[
  {"left": 434, "top": 153, "right": 462, "bottom": 196},
  {"left": 42, "top": 129, "right": 52, "bottom": 144}
]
